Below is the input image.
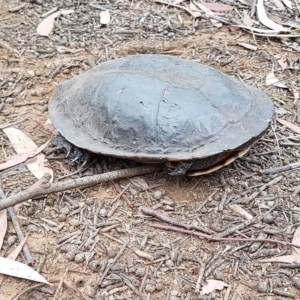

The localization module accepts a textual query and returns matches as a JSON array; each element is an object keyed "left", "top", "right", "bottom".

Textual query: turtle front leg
[
  {"left": 167, "top": 161, "right": 193, "bottom": 175},
  {"left": 52, "top": 134, "right": 91, "bottom": 166}
]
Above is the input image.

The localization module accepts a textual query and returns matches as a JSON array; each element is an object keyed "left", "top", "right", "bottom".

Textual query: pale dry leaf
[
  {"left": 174, "top": 0, "right": 186, "bottom": 3},
  {"left": 229, "top": 204, "right": 253, "bottom": 220},
  {"left": 276, "top": 118, "right": 300, "bottom": 134},
  {"left": 0, "top": 257, "right": 50, "bottom": 284},
  {"left": 202, "top": 280, "right": 229, "bottom": 295},
  {"left": 56, "top": 46, "right": 84, "bottom": 53},
  {"left": 210, "top": 19, "right": 222, "bottom": 28},
  {"left": 37, "top": 9, "right": 74, "bottom": 36},
  {"left": 292, "top": 225, "right": 300, "bottom": 254},
  {"left": 0, "top": 210, "right": 7, "bottom": 250},
  {"left": 44, "top": 119, "right": 58, "bottom": 135},
  {"left": 277, "top": 55, "right": 288, "bottom": 70},
  {"left": 189, "top": 1, "right": 202, "bottom": 17},
  {"left": 0, "top": 238, "right": 27, "bottom": 286},
  {"left": 293, "top": 89, "right": 299, "bottom": 104},
  {"left": 281, "top": 0, "right": 292, "bottom": 8},
  {"left": 273, "top": 0, "right": 285, "bottom": 9},
  {"left": 201, "top": 3, "right": 233, "bottom": 11},
  {"left": 192, "top": 0, "right": 214, "bottom": 14},
  {"left": 129, "top": 177, "right": 148, "bottom": 189},
  {"left": 238, "top": 0, "right": 251, "bottom": 5},
  {"left": 237, "top": 42, "right": 258, "bottom": 50},
  {"left": 257, "top": 0, "right": 286, "bottom": 31},
  {"left": 3, "top": 127, "right": 53, "bottom": 180},
  {"left": 242, "top": 12, "right": 254, "bottom": 27},
  {"left": 260, "top": 254, "right": 300, "bottom": 263},
  {"left": 100, "top": 10, "right": 110, "bottom": 25},
  {"left": 266, "top": 72, "right": 287, "bottom": 88}
]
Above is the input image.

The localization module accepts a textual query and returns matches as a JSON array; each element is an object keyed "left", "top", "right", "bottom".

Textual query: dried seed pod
[
  {"left": 65, "top": 251, "right": 76, "bottom": 261},
  {"left": 27, "top": 224, "right": 38, "bottom": 232},
  {"left": 7, "top": 235, "right": 17, "bottom": 246},
  {"left": 74, "top": 252, "right": 85, "bottom": 263},
  {"left": 85, "top": 198, "right": 94, "bottom": 205},
  {"left": 89, "top": 260, "right": 102, "bottom": 272},
  {"left": 135, "top": 267, "right": 146, "bottom": 277},
  {"left": 107, "top": 248, "right": 117, "bottom": 258},
  {"left": 145, "top": 283, "right": 156, "bottom": 293},
  {"left": 74, "top": 277, "right": 85, "bottom": 287},
  {"left": 257, "top": 281, "right": 269, "bottom": 293},
  {"left": 58, "top": 214, "right": 67, "bottom": 222},
  {"left": 165, "top": 259, "right": 174, "bottom": 268}
]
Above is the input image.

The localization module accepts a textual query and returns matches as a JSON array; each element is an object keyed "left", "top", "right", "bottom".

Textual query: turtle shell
[{"left": 49, "top": 55, "right": 274, "bottom": 163}]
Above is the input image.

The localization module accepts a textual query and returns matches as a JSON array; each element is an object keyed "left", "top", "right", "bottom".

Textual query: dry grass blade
[{"left": 277, "top": 118, "right": 300, "bottom": 134}]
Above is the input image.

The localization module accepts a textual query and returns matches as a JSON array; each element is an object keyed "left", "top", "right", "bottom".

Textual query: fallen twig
[
  {"left": 140, "top": 206, "right": 212, "bottom": 234},
  {"left": 0, "top": 166, "right": 161, "bottom": 211},
  {"left": 260, "top": 161, "right": 300, "bottom": 175},
  {"left": 150, "top": 224, "right": 300, "bottom": 248}
]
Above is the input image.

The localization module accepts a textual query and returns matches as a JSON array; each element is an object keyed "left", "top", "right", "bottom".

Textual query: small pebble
[
  {"left": 145, "top": 283, "right": 156, "bottom": 293},
  {"left": 27, "top": 224, "right": 38, "bottom": 232},
  {"left": 156, "top": 283, "right": 164, "bottom": 291},
  {"left": 7, "top": 235, "right": 17, "bottom": 246}
]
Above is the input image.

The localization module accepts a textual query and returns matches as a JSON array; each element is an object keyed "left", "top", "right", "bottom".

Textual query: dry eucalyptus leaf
[
  {"left": 277, "top": 56, "right": 288, "bottom": 70},
  {"left": 260, "top": 254, "right": 300, "bottom": 263},
  {"left": 292, "top": 225, "right": 300, "bottom": 254},
  {"left": 100, "top": 10, "right": 110, "bottom": 25},
  {"left": 256, "top": 0, "right": 286, "bottom": 31},
  {"left": 210, "top": 19, "right": 222, "bottom": 28},
  {"left": 37, "top": 9, "right": 74, "bottom": 36},
  {"left": 129, "top": 177, "right": 148, "bottom": 189},
  {"left": 273, "top": 0, "right": 285, "bottom": 9},
  {"left": 242, "top": 12, "right": 254, "bottom": 27},
  {"left": 0, "top": 257, "right": 50, "bottom": 284},
  {"left": 189, "top": 1, "right": 202, "bottom": 17},
  {"left": 0, "top": 210, "right": 7, "bottom": 250},
  {"left": 293, "top": 89, "right": 299, "bottom": 103},
  {"left": 201, "top": 2, "right": 233, "bottom": 11},
  {"left": 3, "top": 127, "right": 53, "bottom": 180},
  {"left": 202, "top": 280, "right": 229, "bottom": 295},
  {"left": 237, "top": 42, "right": 257, "bottom": 50},
  {"left": 192, "top": 0, "right": 213, "bottom": 14},
  {"left": 266, "top": 72, "right": 287, "bottom": 88},
  {"left": 276, "top": 118, "right": 300, "bottom": 134},
  {"left": 281, "top": 0, "right": 292, "bottom": 8}
]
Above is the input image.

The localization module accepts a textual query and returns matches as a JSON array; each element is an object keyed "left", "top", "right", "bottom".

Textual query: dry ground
[{"left": 1, "top": 0, "right": 300, "bottom": 299}]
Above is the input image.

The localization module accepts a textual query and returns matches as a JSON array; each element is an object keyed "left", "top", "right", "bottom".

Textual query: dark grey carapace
[{"left": 48, "top": 55, "right": 274, "bottom": 176}]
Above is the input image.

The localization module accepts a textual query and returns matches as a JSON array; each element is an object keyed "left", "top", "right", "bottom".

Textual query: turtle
[{"left": 48, "top": 54, "right": 274, "bottom": 176}]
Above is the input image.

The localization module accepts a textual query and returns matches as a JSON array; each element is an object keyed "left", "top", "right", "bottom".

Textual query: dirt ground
[{"left": 1, "top": 0, "right": 300, "bottom": 299}]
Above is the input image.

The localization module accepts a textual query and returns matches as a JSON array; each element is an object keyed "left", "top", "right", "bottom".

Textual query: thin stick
[
  {"left": 0, "top": 166, "right": 161, "bottom": 210},
  {"left": 151, "top": 224, "right": 300, "bottom": 248},
  {"left": 53, "top": 266, "right": 69, "bottom": 300},
  {"left": 141, "top": 206, "right": 211, "bottom": 234},
  {"left": 97, "top": 240, "right": 129, "bottom": 286},
  {"left": 7, "top": 207, "right": 34, "bottom": 265},
  {"left": 139, "top": 266, "right": 149, "bottom": 292},
  {"left": 260, "top": 161, "right": 300, "bottom": 175}
]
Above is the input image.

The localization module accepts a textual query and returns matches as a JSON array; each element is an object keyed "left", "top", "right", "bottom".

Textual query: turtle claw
[
  {"left": 167, "top": 161, "right": 193, "bottom": 176},
  {"left": 52, "top": 134, "right": 91, "bottom": 166}
]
